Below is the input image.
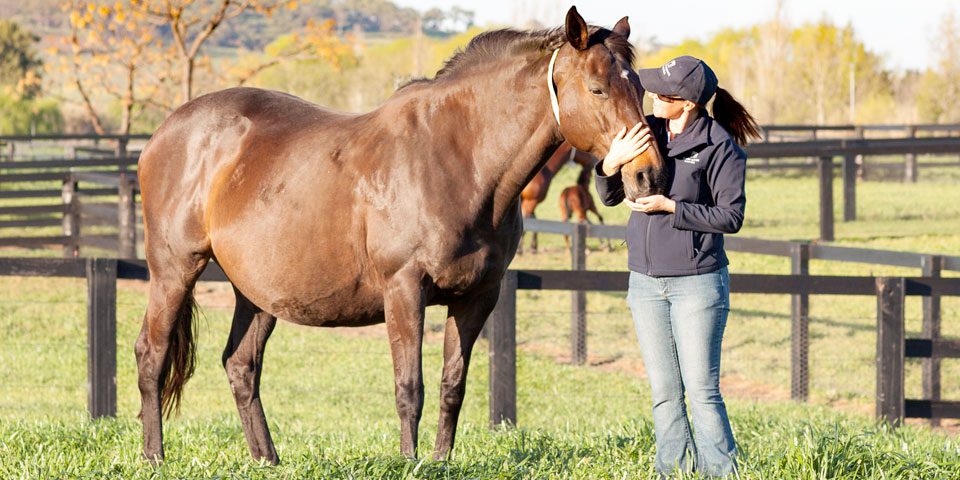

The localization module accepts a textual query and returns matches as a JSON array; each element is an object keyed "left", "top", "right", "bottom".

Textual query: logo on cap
[{"left": 661, "top": 60, "right": 676, "bottom": 77}]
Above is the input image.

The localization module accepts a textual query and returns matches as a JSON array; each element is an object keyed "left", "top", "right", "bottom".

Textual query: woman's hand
[
  {"left": 601, "top": 122, "right": 652, "bottom": 176},
  {"left": 625, "top": 195, "right": 676, "bottom": 214}
]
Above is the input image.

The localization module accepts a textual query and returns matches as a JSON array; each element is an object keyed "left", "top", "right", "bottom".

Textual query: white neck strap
[{"left": 547, "top": 48, "right": 561, "bottom": 129}]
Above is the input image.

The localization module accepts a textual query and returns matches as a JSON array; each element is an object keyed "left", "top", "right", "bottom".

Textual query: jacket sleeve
[
  {"left": 593, "top": 161, "right": 625, "bottom": 206},
  {"left": 672, "top": 140, "right": 746, "bottom": 234}
]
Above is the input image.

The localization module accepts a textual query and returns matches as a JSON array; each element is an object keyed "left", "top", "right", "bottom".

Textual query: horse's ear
[
  {"left": 565, "top": 6, "right": 589, "bottom": 51},
  {"left": 612, "top": 16, "right": 630, "bottom": 39}
]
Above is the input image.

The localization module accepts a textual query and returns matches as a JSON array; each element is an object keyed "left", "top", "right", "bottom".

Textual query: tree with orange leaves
[
  {"left": 53, "top": 0, "right": 350, "bottom": 134},
  {"left": 228, "top": 18, "right": 357, "bottom": 87},
  {"left": 126, "top": 0, "right": 297, "bottom": 103},
  {"left": 54, "top": 0, "right": 172, "bottom": 134}
]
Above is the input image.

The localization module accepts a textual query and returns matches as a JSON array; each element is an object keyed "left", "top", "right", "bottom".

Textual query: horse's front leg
[
  {"left": 433, "top": 286, "right": 500, "bottom": 459},
  {"left": 383, "top": 268, "right": 427, "bottom": 459}
]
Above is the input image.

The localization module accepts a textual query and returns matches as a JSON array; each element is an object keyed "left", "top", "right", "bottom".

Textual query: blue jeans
[{"left": 626, "top": 268, "right": 738, "bottom": 478}]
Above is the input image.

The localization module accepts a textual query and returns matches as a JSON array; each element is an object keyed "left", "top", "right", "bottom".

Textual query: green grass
[
  {"left": 1, "top": 157, "right": 960, "bottom": 477},
  {"left": 0, "top": 277, "right": 958, "bottom": 478}
]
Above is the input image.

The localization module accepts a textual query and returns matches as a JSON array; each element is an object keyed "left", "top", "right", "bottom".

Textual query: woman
[{"left": 594, "top": 56, "right": 760, "bottom": 478}]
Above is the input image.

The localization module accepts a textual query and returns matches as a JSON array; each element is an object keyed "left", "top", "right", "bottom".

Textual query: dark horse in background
[
  {"left": 134, "top": 6, "right": 665, "bottom": 464},
  {"left": 518, "top": 142, "right": 597, "bottom": 253}
]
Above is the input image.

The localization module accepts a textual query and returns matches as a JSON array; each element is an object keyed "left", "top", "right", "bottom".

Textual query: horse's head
[{"left": 551, "top": 7, "right": 666, "bottom": 200}]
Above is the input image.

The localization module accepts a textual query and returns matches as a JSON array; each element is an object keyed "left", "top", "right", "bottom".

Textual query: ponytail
[{"left": 710, "top": 87, "right": 761, "bottom": 146}]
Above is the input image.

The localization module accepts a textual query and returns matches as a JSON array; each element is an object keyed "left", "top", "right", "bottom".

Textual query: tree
[
  {"left": 54, "top": 0, "right": 171, "bottom": 134},
  {"left": 748, "top": 1, "right": 790, "bottom": 124},
  {"left": 0, "top": 19, "right": 43, "bottom": 98},
  {"left": 639, "top": 16, "right": 893, "bottom": 125},
  {"left": 421, "top": 8, "right": 445, "bottom": 34},
  {"left": 127, "top": 0, "right": 296, "bottom": 103},
  {"left": 917, "top": 10, "right": 960, "bottom": 123},
  {"left": 0, "top": 19, "right": 60, "bottom": 135},
  {"left": 228, "top": 18, "right": 357, "bottom": 87}
]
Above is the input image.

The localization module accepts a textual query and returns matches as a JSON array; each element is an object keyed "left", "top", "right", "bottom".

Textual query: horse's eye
[{"left": 590, "top": 88, "right": 604, "bottom": 96}]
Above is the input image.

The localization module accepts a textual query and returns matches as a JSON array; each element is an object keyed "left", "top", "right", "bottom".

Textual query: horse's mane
[{"left": 398, "top": 26, "right": 635, "bottom": 91}]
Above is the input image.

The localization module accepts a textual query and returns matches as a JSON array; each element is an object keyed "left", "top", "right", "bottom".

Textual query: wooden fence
[
  {"left": 760, "top": 124, "right": 960, "bottom": 142},
  {"left": 743, "top": 136, "right": 960, "bottom": 240},
  {"left": 2, "top": 132, "right": 959, "bottom": 252},
  {"left": 524, "top": 218, "right": 960, "bottom": 425},
  {"left": 1, "top": 257, "right": 956, "bottom": 428},
  {"left": 0, "top": 159, "right": 140, "bottom": 257}
]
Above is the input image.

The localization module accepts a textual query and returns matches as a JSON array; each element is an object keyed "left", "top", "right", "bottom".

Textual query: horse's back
[
  {"left": 138, "top": 87, "right": 382, "bottom": 323},
  {"left": 139, "top": 87, "right": 352, "bottom": 229}
]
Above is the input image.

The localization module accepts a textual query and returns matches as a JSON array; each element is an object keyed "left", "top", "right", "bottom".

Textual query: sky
[{"left": 394, "top": 0, "right": 957, "bottom": 71}]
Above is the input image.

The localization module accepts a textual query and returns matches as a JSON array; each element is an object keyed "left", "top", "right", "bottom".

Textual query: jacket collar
[{"left": 661, "top": 114, "right": 713, "bottom": 157}]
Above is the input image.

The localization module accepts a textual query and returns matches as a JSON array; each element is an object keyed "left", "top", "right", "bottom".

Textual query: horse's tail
[{"left": 161, "top": 291, "right": 199, "bottom": 419}]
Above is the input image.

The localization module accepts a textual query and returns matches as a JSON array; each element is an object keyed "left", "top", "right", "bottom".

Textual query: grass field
[
  {"left": 1, "top": 277, "right": 959, "bottom": 478},
  {"left": 1, "top": 156, "right": 959, "bottom": 477}
]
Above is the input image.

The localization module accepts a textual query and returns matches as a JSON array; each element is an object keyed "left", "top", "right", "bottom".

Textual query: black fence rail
[
  {"left": 760, "top": 124, "right": 960, "bottom": 142},
  {"left": 0, "top": 134, "right": 150, "bottom": 162},
  {"left": 524, "top": 218, "right": 960, "bottom": 424},
  {"left": 487, "top": 269, "right": 960, "bottom": 427},
  {"left": 743, "top": 137, "right": 960, "bottom": 240},
  {"left": 2, "top": 133, "right": 958, "bottom": 253},
  {"left": 0, "top": 168, "right": 140, "bottom": 258},
  {"left": 2, "top": 257, "right": 955, "bottom": 428}
]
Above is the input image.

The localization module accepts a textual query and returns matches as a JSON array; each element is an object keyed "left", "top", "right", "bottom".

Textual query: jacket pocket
[{"left": 647, "top": 215, "right": 694, "bottom": 272}]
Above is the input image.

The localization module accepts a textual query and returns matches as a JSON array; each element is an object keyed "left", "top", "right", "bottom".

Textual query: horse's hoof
[
  {"left": 255, "top": 454, "right": 280, "bottom": 466},
  {"left": 142, "top": 452, "right": 164, "bottom": 465}
]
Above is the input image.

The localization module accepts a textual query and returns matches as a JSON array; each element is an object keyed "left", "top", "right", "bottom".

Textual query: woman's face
[{"left": 648, "top": 91, "right": 694, "bottom": 119}]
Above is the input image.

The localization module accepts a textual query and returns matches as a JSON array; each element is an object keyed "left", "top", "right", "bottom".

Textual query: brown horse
[
  {"left": 519, "top": 143, "right": 595, "bottom": 253},
  {"left": 559, "top": 166, "right": 612, "bottom": 251},
  {"left": 134, "top": 6, "right": 665, "bottom": 464}
]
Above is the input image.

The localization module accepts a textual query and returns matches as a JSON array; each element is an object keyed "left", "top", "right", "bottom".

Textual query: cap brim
[{"left": 637, "top": 68, "right": 677, "bottom": 96}]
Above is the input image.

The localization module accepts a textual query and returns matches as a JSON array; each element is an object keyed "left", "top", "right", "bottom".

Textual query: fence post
[
  {"left": 87, "top": 258, "right": 118, "bottom": 418},
  {"left": 842, "top": 154, "right": 857, "bottom": 222},
  {"left": 115, "top": 137, "right": 128, "bottom": 174},
  {"left": 571, "top": 223, "right": 587, "bottom": 365},
  {"left": 118, "top": 174, "right": 137, "bottom": 259},
  {"left": 904, "top": 126, "right": 918, "bottom": 183},
  {"left": 854, "top": 126, "right": 866, "bottom": 180},
  {"left": 62, "top": 174, "right": 80, "bottom": 257},
  {"left": 790, "top": 242, "right": 811, "bottom": 402},
  {"left": 489, "top": 270, "right": 517, "bottom": 427},
  {"left": 921, "top": 255, "right": 943, "bottom": 427},
  {"left": 876, "top": 276, "right": 905, "bottom": 427},
  {"left": 818, "top": 156, "right": 835, "bottom": 242}
]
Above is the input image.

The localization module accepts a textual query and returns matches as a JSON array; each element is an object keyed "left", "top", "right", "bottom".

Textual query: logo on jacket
[{"left": 682, "top": 152, "right": 700, "bottom": 164}]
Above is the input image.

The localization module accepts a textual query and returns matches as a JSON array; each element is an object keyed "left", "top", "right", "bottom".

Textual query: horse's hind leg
[
  {"left": 222, "top": 288, "right": 278, "bottom": 464},
  {"left": 135, "top": 253, "right": 208, "bottom": 463},
  {"left": 433, "top": 287, "right": 499, "bottom": 459}
]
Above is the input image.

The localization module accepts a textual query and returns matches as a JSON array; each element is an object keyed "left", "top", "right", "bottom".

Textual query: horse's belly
[
  {"left": 267, "top": 282, "right": 385, "bottom": 327},
  {"left": 223, "top": 259, "right": 384, "bottom": 327},
  {"left": 210, "top": 221, "right": 385, "bottom": 327}
]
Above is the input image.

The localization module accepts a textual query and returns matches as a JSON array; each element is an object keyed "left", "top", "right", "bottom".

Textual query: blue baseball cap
[{"left": 638, "top": 55, "right": 718, "bottom": 105}]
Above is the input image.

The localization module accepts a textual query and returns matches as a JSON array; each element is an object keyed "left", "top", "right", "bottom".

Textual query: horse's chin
[{"left": 623, "top": 176, "right": 656, "bottom": 202}]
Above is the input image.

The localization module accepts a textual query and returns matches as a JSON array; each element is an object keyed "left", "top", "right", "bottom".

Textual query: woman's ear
[{"left": 683, "top": 101, "right": 697, "bottom": 112}]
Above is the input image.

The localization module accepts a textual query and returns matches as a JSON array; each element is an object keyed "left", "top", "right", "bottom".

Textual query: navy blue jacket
[{"left": 595, "top": 114, "right": 747, "bottom": 277}]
